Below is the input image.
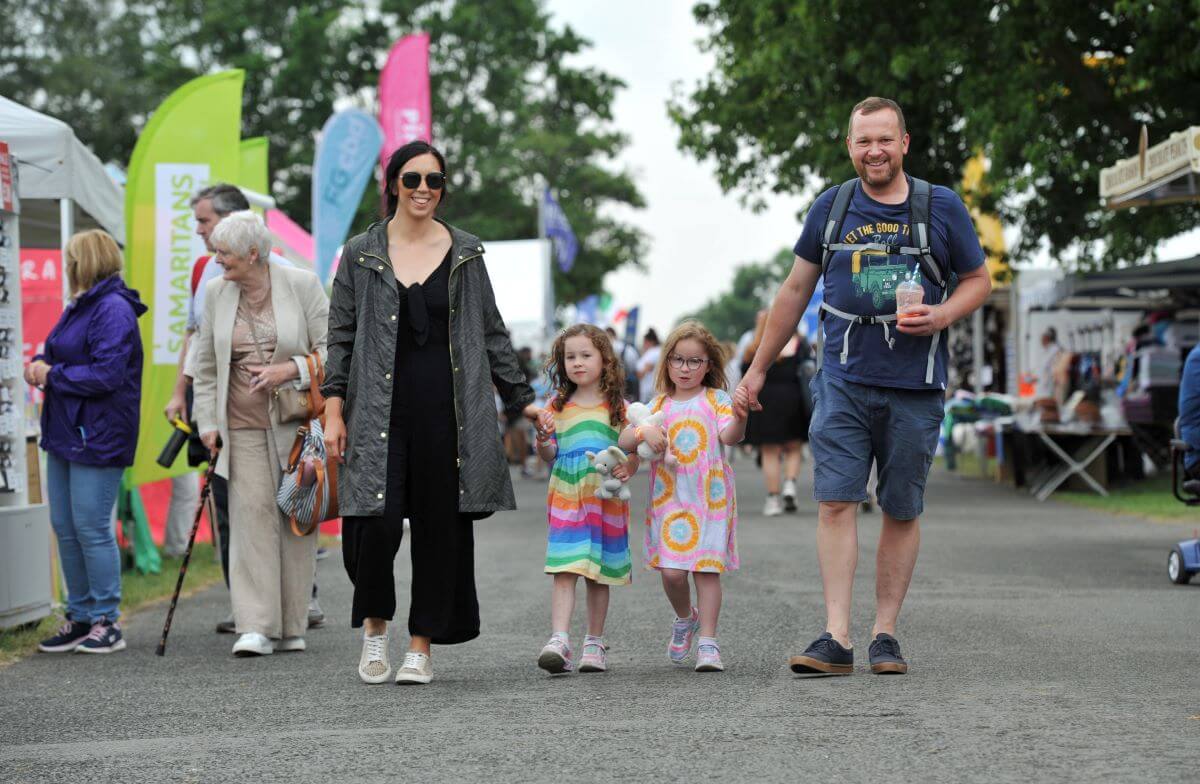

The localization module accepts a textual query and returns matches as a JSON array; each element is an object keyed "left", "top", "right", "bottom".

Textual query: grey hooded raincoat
[{"left": 322, "top": 219, "right": 534, "bottom": 518}]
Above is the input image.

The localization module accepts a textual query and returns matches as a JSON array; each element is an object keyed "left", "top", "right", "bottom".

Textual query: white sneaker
[
  {"left": 276, "top": 636, "right": 306, "bottom": 652},
  {"left": 782, "top": 479, "right": 798, "bottom": 512},
  {"left": 232, "top": 632, "right": 274, "bottom": 657},
  {"left": 395, "top": 651, "right": 433, "bottom": 684},
  {"left": 763, "top": 494, "right": 783, "bottom": 517},
  {"left": 358, "top": 633, "right": 391, "bottom": 684}
]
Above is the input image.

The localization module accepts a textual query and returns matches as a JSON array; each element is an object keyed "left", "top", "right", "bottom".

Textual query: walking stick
[{"left": 156, "top": 441, "right": 221, "bottom": 657}]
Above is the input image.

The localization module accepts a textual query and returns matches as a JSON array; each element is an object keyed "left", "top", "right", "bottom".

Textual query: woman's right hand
[
  {"left": 200, "top": 430, "right": 219, "bottom": 457},
  {"left": 323, "top": 413, "right": 348, "bottom": 465}
]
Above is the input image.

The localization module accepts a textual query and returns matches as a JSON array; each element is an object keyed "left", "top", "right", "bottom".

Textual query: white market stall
[{"left": 0, "top": 96, "right": 124, "bottom": 629}]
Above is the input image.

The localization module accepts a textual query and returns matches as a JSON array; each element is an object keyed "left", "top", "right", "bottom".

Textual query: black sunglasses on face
[{"left": 400, "top": 171, "right": 446, "bottom": 190}]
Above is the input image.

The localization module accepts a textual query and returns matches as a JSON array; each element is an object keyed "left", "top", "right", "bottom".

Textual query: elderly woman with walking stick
[
  {"left": 192, "top": 210, "right": 329, "bottom": 657},
  {"left": 322, "top": 140, "right": 539, "bottom": 685}
]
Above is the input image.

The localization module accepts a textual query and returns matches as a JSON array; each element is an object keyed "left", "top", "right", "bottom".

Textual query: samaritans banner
[
  {"left": 126, "top": 70, "right": 244, "bottom": 485},
  {"left": 238, "top": 137, "right": 269, "bottom": 212}
]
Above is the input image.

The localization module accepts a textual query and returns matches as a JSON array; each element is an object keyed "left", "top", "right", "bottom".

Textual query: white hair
[{"left": 209, "top": 210, "right": 272, "bottom": 263}]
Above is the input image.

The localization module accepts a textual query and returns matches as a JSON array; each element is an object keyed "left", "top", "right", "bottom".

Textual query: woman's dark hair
[{"left": 382, "top": 140, "right": 449, "bottom": 217}]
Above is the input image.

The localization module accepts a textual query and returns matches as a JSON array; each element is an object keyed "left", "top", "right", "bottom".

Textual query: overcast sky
[
  {"left": 545, "top": 1, "right": 1200, "bottom": 339},
  {"left": 546, "top": 1, "right": 809, "bottom": 339}
]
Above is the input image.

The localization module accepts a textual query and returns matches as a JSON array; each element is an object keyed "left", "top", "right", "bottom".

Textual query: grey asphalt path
[{"left": 2, "top": 458, "right": 1197, "bottom": 783}]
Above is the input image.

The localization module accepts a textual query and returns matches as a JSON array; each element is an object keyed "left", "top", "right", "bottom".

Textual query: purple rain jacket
[{"left": 37, "top": 275, "right": 147, "bottom": 467}]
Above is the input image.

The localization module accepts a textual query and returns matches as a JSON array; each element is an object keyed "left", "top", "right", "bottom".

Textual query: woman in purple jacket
[{"left": 27, "top": 230, "right": 147, "bottom": 655}]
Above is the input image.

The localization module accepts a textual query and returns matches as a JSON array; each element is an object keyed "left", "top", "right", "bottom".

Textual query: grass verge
[
  {"left": 0, "top": 543, "right": 224, "bottom": 666},
  {"left": 1054, "top": 475, "right": 1200, "bottom": 523}
]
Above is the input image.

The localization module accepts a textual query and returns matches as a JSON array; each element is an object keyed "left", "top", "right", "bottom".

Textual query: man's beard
[{"left": 856, "top": 156, "right": 901, "bottom": 187}]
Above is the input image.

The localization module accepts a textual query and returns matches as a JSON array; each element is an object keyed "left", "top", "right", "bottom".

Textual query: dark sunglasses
[{"left": 400, "top": 171, "right": 446, "bottom": 190}]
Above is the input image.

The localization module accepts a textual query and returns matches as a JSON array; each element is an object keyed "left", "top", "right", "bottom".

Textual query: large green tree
[
  {"left": 0, "top": 0, "right": 644, "bottom": 301},
  {"left": 685, "top": 248, "right": 793, "bottom": 341},
  {"left": 670, "top": 0, "right": 1200, "bottom": 271}
]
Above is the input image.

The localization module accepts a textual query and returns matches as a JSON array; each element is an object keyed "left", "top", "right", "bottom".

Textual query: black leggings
[{"left": 341, "top": 452, "right": 480, "bottom": 645}]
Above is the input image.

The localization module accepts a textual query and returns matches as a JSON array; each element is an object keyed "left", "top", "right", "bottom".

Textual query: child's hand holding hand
[
  {"left": 612, "top": 453, "right": 639, "bottom": 482},
  {"left": 536, "top": 409, "right": 556, "bottom": 439},
  {"left": 732, "top": 386, "right": 751, "bottom": 421}
]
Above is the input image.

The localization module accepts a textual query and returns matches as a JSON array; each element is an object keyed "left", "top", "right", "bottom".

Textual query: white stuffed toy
[
  {"left": 587, "top": 446, "right": 632, "bottom": 501},
  {"left": 626, "top": 402, "right": 677, "bottom": 467}
]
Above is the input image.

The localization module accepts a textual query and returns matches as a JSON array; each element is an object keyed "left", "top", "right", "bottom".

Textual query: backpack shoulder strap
[
  {"left": 907, "top": 176, "right": 948, "bottom": 290},
  {"left": 820, "top": 179, "right": 859, "bottom": 275}
]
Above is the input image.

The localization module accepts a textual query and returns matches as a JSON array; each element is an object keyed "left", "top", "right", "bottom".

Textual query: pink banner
[
  {"left": 379, "top": 32, "right": 432, "bottom": 168},
  {"left": 20, "top": 247, "right": 63, "bottom": 412},
  {"left": 266, "top": 209, "right": 314, "bottom": 263}
]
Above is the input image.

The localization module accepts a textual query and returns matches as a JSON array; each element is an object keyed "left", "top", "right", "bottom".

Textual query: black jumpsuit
[{"left": 341, "top": 250, "right": 480, "bottom": 644}]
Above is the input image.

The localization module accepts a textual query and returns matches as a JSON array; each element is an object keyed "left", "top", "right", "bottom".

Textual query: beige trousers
[{"left": 228, "top": 429, "right": 316, "bottom": 639}]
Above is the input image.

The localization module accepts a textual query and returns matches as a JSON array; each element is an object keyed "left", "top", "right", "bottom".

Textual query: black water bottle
[{"left": 157, "top": 418, "right": 192, "bottom": 468}]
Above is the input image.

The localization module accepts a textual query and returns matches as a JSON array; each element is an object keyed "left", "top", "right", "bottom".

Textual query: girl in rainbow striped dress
[{"left": 534, "top": 324, "right": 639, "bottom": 675}]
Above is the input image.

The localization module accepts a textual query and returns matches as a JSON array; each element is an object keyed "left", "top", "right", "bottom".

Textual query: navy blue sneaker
[
  {"left": 789, "top": 632, "right": 854, "bottom": 675},
  {"left": 37, "top": 619, "right": 93, "bottom": 653},
  {"left": 75, "top": 618, "right": 126, "bottom": 654},
  {"left": 868, "top": 633, "right": 908, "bottom": 674}
]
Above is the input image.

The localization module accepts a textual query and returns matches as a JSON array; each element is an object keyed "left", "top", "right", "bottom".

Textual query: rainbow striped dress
[{"left": 544, "top": 399, "right": 632, "bottom": 585}]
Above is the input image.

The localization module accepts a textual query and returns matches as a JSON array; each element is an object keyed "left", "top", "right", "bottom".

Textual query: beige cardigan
[{"left": 192, "top": 261, "right": 329, "bottom": 479}]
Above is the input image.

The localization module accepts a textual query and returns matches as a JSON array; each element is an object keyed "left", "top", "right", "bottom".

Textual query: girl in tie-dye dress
[
  {"left": 619, "top": 320, "right": 747, "bottom": 673},
  {"left": 534, "top": 325, "right": 639, "bottom": 675}
]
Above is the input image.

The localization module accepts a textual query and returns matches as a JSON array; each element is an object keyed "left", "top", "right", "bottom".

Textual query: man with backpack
[{"left": 735, "top": 97, "right": 991, "bottom": 675}]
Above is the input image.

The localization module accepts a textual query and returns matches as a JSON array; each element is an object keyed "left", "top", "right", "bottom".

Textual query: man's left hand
[{"left": 895, "top": 304, "right": 950, "bottom": 337}]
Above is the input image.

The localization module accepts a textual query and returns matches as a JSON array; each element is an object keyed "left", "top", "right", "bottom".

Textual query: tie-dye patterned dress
[
  {"left": 644, "top": 388, "right": 738, "bottom": 573},
  {"left": 544, "top": 399, "right": 632, "bottom": 585}
]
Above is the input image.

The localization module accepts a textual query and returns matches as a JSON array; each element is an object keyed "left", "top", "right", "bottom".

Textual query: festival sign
[
  {"left": 125, "top": 70, "right": 244, "bottom": 485},
  {"left": 379, "top": 33, "right": 432, "bottom": 167},
  {"left": 313, "top": 109, "right": 384, "bottom": 284}
]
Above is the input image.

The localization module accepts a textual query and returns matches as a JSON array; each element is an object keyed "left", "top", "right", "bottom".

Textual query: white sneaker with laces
[
  {"left": 782, "top": 479, "right": 798, "bottom": 512},
  {"left": 358, "top": 634, "right": 391, "bottom": 684},
  {"left": 395, "top": 651, "right": 433, "bottom": 684},
  {"left": 232, "top": 632, "right": 274, "bottom": 657},
  {"left": 763, "top": 494, "right": 783, "bottom": 517}
]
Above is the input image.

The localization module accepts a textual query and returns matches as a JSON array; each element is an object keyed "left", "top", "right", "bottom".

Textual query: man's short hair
[
  {"left": 190, "top": 183, "right": 250, "bottom": 216},
  {"left": 1043, "top": 327, "right": 1057, "bottom": 342},
  {"left": 847, "top": 97, "right": 906, "bottom": 137}
]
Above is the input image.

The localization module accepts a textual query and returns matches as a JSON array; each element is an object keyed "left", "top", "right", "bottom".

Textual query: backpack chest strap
[{"left": 820, "top": 302, "right": 897, "bottom": 365}]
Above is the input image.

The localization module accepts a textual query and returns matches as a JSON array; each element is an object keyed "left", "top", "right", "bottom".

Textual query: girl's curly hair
[{"left": 545, "top": 324, "right": 626, "bottom": 427}]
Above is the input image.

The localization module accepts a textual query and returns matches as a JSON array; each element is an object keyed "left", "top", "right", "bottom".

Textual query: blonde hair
[
  {"left": 65, "top": 230, "right": 123, "bottom": 295},
  {"left": 655, "top": 319, "right": 728, "bottom": 396}
]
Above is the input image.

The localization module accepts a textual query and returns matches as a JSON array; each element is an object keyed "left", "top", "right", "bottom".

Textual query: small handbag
[
  {"left": 277, "top": 416, "right": 339, "bottom": 536},
  {"left": 274, "top": 353, "right": 326, "bottom": 424},
  {"left": 244, "top": 307, "right": 325, "bottom": 424}
]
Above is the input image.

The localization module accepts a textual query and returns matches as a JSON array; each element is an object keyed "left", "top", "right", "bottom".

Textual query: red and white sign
[{"left": 0, "top": 141, "right": 14, "bottom": 213}]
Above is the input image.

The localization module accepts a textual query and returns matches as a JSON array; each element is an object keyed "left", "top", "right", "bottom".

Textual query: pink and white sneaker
[
  {"left": 695, "top": 639, "right": 724, "bottom": 672},
  {"left": 668, "top": 608, "right": 699, "bottom": 664},
  {"left": 537, "top": 636, "right": 573, "bottom": 674},
  {"left": 578, "top": 638, "right": 608, "bottom": 673}
]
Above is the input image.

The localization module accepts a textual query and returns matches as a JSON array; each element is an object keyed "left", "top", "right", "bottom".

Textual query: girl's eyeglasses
[
  {"left": 400, "top": 171, "right": 446, "bottom": 190},
  {"left": 668, "top": 355, "right": 709, "bottom": 371}
]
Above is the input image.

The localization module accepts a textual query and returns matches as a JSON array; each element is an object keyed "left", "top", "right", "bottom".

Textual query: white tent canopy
[{"left": 0, "top": 95, "right": 124, "bottom": 245}]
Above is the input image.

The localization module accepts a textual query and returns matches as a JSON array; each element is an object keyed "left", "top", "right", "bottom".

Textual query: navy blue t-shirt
[{"left": 793, "top": 180, "right": 985, "bottom": 390}]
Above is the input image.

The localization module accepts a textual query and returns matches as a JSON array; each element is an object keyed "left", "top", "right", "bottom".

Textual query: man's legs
[
  {"left": 873, "top": 513, "right": 920, "bottom": 638},
  {"left": 816, "top": 500, "right": 858, "bottom": 647}
]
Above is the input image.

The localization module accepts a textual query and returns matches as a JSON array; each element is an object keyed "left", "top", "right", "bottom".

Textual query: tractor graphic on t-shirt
[{"left": 851, "top": 249, "right": 908, "bottom": 309}]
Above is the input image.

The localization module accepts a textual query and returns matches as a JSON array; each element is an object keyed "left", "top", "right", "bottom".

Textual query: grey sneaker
[
  {"left": 395, "top": 651, "right": 433, "bottom": 684},
  {"left": 782, "top": 479, "right": 798, "bottom": 512},
  {"left": 763, "top": 494, "right": 784, "bottom": 517},
  {"left": 307, "top": 597, "right": 325, "bottom": 629},
  {"left": 358, "top": 633, "right": 391, "bottom": 684}
]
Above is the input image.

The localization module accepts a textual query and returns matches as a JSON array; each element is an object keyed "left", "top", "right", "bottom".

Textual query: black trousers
[{"left": 341, "top": 447, "right": 479, "bottom": 644}]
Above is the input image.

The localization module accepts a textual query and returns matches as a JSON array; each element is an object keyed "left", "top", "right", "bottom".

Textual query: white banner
[{"left": 153, "top": 163, "right": 209, "bottom": 364}]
